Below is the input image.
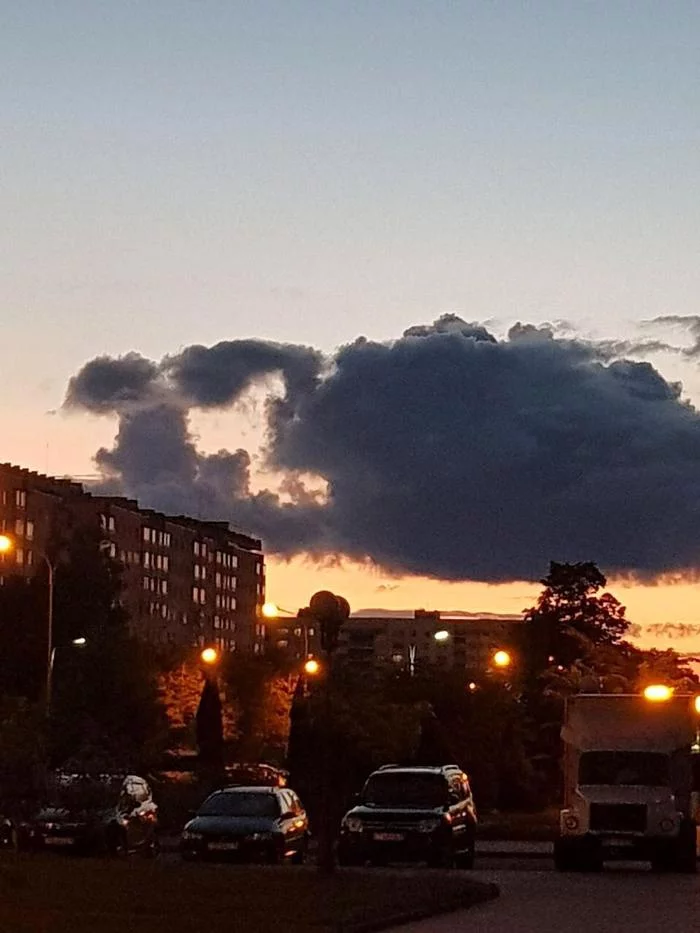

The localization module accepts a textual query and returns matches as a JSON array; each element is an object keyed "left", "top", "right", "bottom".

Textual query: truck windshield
[{"left": 579, "top": 751, "right": 670, "bottom": 786}]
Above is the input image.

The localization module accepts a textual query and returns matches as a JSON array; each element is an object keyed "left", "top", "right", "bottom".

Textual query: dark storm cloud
[
  {"left": 163, "top": 339, "right": 324, "bottom": 408},
  {"left": 65, "top": 317, "right": 700, "bottom": 582},
  {"left": 65, "top": 353, "right": 160, "bottom": 413}
]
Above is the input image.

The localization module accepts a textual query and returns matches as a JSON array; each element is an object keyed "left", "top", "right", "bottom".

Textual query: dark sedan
[
  {"left": 16, "top": 773, "right": 158, "bottom": 856},
  {"left": 181, "top": 786, "right": 308, "bottom": 863}
]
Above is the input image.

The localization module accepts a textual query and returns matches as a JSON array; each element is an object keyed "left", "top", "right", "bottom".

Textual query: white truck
[{"left": 555, "top": 693, "right": 700, "bottom": 872}]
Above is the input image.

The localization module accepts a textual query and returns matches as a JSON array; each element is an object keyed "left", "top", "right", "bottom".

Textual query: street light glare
[
  {"left": 434, "top": 630, "right": 450, "bottom": 642},
  {"left": 694, "top": 695, "right": 700, "bottom": 715},
  {"left": 72, "top": 637, "right": 87, "bottom": 646},
  {"left": 304, "top": 658, "right": 320, "bottom": 676},
  {"left": 262, "top": 602, "right": 280, "bottom": 619},
  {"left": 643, "top": 684, "right": 673, "bottom": 702},
  {"left": 200, "top": 647, "right": 219, "bottom": 665},
  {"left": 493, "top": 649, "right": 512, "bottom": 669},
  {"left": 0, "top": 534, "right": 13, "bottom": 554}
]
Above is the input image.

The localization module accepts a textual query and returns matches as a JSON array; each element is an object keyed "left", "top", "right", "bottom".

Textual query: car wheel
[
  {"left": 290, "top": 837, "right": 308, "bottom": 865},
  {"left": 106, "top": 825, "right": 128, "bottom": 857},
  {"left": 456, "top": 839, "right": 475, "bottom": 870}
]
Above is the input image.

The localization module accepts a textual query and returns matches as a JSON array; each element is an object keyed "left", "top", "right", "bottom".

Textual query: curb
[{"left": 336, "top": 883, "right": 500, "bottom": 933}]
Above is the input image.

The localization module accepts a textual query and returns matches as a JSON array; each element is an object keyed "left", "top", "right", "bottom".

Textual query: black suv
[{"left": 338, "top": 764, "right": 477, "bottom": 868}]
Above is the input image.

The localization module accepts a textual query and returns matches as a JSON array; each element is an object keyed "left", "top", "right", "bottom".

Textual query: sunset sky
[{"left": 4, "top": 3, "right": 700, "bottom": 653}]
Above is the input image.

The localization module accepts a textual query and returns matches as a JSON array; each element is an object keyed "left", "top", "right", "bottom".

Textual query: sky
[{"left": 3, "top": 2, "right": 700, "bottom": 651}]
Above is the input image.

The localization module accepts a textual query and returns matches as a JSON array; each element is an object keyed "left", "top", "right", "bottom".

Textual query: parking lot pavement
[{"left": 399, "top": 864, "right": 700, "bottom": 933}]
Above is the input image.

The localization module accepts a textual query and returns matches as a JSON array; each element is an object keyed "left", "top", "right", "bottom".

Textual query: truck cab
[{"left": 555, "top": 694, "right": 700, "bottom": 873}]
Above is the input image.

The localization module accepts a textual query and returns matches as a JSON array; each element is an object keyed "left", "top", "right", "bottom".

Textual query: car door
[
  {"left": 119, "top": 778, "right": 145, "bottom": 851},
  {"left": 446, "top": 774, "right": 470, "bottom": 848},
  {"left": 131, "top": 778, "right": 157, "bottom": 849},
  {"left": 286, "top": 791, "right": 308, "bottom": 854}
]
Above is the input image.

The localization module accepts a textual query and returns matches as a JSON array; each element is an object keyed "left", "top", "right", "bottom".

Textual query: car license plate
[
  {"left": 373, "top": 832, "right": 404, "bottom": 842},
  {"left": 45, "top": 836, "right": 74, "bottom": 847},
  {"left": 208, "top": 841, "right": 239, "bottom": 851}
]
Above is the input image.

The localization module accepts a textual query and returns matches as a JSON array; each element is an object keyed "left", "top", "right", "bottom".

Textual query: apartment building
[
  {"left": 0, "top": 463, "right": 265, "bottom": 653},
  {"left": 265, "top": 606, "right": 521, "bottom": 673},
  {"left": 335, "top": 610, "right": 521, "bottom": 674}
]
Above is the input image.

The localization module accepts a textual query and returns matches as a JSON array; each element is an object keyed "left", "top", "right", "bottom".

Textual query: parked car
[
  {"left": 338, "top": 764, "right": 477, "bottom": 868},
  {"left": 16, "top": 772, "right": 159, "bottom": 856},
  {"left": 181, "top": 785, "right": 308, "bottom": 863}
]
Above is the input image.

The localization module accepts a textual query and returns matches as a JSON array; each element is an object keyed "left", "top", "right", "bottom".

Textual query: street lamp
[
  {"left": 49, "top": 637, "right": 88, "bottom": 709},
  {"left": 200, "top": 647, "right": 219, "bottom": 666},
  {"left": 434, "top": 629, "right": 450, "bottom": 642},
  {"left": 492, "top": 649, "right": 512, "bottom": 669},
  {"left": 303, "top": 658, "right": 320, "bottom": 676},
  {"left": 0, "top": 534, "right": 56, "bottom": 712},
  {"left": 643, "top": 684, "right": 674, "bottom": 702}
]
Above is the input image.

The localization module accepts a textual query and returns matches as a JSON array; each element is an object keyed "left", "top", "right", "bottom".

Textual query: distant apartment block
[
  {"left": 0, "top": 463, "right": 266, "bottom": 653},
  {"left": 268, "top": 607, "right": 521, "bottom": 673}
]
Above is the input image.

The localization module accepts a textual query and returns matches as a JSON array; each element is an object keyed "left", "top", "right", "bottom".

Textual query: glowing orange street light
[
  {"left": 304, "top": 658, "right": 320, "bottom": 676},
  {"left": 492, "top": 649, "right": 512, "bottom": 669},
  {"left": 643, "top": 684, "right": 674, "bottom": 702},
  {"left": 0, "top": 534, "right": 12, "bottom": 554},
  {"left": 200, "top": 647, "right": 219, "bottom": 665},
  {"left": 262, "top": 602, "right": 283, "bottom": 619}
]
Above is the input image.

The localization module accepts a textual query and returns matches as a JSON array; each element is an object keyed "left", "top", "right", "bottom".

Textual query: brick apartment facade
[{"left": 0, "top": 463, "right": 266, "bottom": 654}]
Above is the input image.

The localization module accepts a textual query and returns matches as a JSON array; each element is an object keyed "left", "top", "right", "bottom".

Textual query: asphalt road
[{"left": 401, "top": 860, "right": 700, "bottom": 933}]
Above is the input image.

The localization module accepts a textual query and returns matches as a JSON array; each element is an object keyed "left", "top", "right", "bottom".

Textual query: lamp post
[{"left": 0, "top": 534, "right": 55, "bottom": 714}]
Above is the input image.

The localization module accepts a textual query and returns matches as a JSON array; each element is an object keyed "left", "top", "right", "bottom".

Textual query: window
[
  {"left": 215, "top": 572, "right": 221, "bottom": 588},
  {"left": 108, "top": 516, "right": 116, "bottom": 532},
  {"left": 15, "top": 548, "right": 24, "bottom": 566},
  {"left": 161, "top": 579, "right": 168, "bottom": 595},
  {"left": 143, "top": 577, "right": 150, "bottom": 591},
  {"left": 14, "top": 518, "right": 24, "bottom": 537},
  {"left": 163, "top": 555, "right": 169, "bottom": 572},
  {"left": 109, "top": 542, "right": 117, "bottom": 559},
  {"left": 26, "top": 521, "right": 34, "bottom": 541},
  {"left": 15, "top": 490, "right": 26, "bottom": 509},
  {"left": 143, "top": 552, "right": 151, "bottom": 569},
  {"left": 193, "top": 542, "right": 200, "bottom": 557},
  {"left": 26, "top": 550, "right": 33, "bottom": 567},
  {"left": 143, "top": 527, "right": 151, "bottom": 543}
]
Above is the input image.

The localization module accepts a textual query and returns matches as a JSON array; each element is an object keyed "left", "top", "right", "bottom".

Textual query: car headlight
[
  {"left": 249, "top": 832, "right": 274, "bottom": 841},
  {"left": 344, "top": 817, "right": 364, "bottom": 833},
  {"left": 417, "top": 819, "right": 441, "bottom": 833},
  {"left": 564, "top": 815, "right": 579, "bottom": 831},
  {"left": 181, "top": 830, "right": 204, "bottom": 841}
]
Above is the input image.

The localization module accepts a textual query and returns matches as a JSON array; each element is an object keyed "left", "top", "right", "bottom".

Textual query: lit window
[
  {"left": 99, "top": 513, "right": 107, "bottom": 530},
  {"left": 16, "top": 548, "right": 24, "bottom": 565},
  {"left": 14, "top": 518, "right": 24, "bottom": 537},
  {"left": 161, "top": 580, "right": 168, "bottom": 595},
  {"left": 193, "top": 542, "right": 200, "bottom": 556},
  {"left": 108, "top": 516, "right": 115, "bottom": 532},
  {"left": 163, "top": 556, "right": 169, "bottom": 572},
  {"left": 143, "top": 577, "right": 150, "bottom": 591},
  {"left": 192, "top": 586, "right": 199, "bottom": 603},
  {"left": 26, "top": 521, "right": 34, "bottom": 541},
  {"left": 143, "top": 552, "right": 151, "bottom": 569},
  {"left": 215, "top": 572, "right": 221, "bottom": 588},
  {"left": 143, "top": 528, "right": 150, "bottom": 542},
  {"left": 15, "top": 490, "right": 26, "bottom": 509},
  {"left": 26, "top": 550, "right": 33, "bottom": 567}
]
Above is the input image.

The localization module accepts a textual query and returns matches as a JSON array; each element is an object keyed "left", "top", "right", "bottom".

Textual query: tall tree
[{"left": 522, "top": 561, "right": 629, "bottom": 679}]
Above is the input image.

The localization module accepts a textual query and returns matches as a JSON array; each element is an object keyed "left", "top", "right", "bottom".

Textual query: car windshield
[
  {"left": 44, "top": 776, "right": 122, "bottom": 810},
  {"left": 579, "top": 751, "right": 670, "bottom": 786},
  {"left": 362, "top": 773, "right": 447, "bottom": 808},
  {"left": 198, "top": 792, "right": 280, "bottom": 818}
]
